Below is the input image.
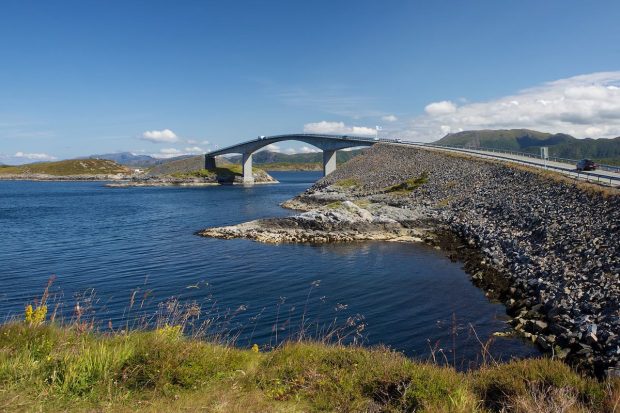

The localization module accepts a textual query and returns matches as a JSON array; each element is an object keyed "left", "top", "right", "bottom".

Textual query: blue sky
[{"left": 1, "top": 0, "right": 619, "bottom": 163}]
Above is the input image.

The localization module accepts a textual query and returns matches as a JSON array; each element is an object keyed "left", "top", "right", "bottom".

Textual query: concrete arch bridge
[{"left": 204, "top": 134, "right": 379, "bottom": 183}]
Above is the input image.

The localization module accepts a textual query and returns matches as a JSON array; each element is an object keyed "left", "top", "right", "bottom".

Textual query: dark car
[{"left": 576, "top": 159, "right": 597, "bottom": 171}]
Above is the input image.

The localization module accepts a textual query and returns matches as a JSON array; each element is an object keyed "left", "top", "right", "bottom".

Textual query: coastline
[{"left": 198, "top": 144, "right": 620, "bottom": 377}]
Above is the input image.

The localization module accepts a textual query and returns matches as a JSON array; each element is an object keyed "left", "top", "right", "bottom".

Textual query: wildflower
[
  {"left": 251, "top": 344, "right": 259, "bottom": 353},
  {"left": 155, "top": 324, "right": 182, "bottom": 341},
  {"left": 25, "top": 304, "right": 47, "bottom": 325},
  {"left": 25, "top": 305, "right": 33, "bottom": 322}
]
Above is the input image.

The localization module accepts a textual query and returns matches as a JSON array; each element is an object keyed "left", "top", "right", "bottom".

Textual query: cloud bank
[
  {"left": 14, "top": 151, "right": 57, "bottom": 160},
  {"left": 403, "top": 72, "right": 620, "bottom": 141},
  {"left": 303, "top": 121, "right": 375, "bottom": 136}
]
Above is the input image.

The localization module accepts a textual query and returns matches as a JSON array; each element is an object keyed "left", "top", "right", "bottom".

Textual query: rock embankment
[{"left": 199, "top": 144, "right": 620, "bottom": 376}]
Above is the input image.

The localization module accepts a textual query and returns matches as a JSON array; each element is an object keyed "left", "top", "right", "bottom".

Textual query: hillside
[
  {"left": 146, "top": 155, "right": 232, "bottom": 176},
  {"left": 0, "top": 159, "right": 130, "bottom": 176},
  {"left": 435, "top": 129, "right": 620, "bottom": 165}
]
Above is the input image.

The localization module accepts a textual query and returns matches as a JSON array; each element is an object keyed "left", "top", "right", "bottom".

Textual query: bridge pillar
[
  {"left": 204, "top": 155, "right": 216, "bottom": 170},
  {"left": 242, "top": 152, "right": 254, "bottom": 184},
  {"left": 323, "top": 150, "right": 337, "bottom": 176}
]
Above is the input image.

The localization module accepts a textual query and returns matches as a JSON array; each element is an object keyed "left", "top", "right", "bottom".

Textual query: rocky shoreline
[{"left": 199, "top": 143, "right": 620, "bottom": 377}]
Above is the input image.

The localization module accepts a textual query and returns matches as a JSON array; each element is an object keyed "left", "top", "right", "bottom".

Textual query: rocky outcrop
[
  {"left": 199, "top": 200, "right": 429, "bottom": 243},
  {"left": 199, "top": 143, "right": 620, "bottom": 377}
]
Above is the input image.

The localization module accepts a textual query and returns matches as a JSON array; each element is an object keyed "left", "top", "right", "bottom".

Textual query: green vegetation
[
  {"left": 435, "top": 129, "right": 620, "bottom": 165},
  {"left": 353, "top": 199, "right": 371, "bottom": 208},
  {"left": 1, "top": 323, "right": 618, "bottom": 412},
  {"left": 0, "top": 159, "right": 130, "bottom": 176},
  {"left": 171, "top": 165, "right": 243, "bottom": 179},
  {"left": 325, "top": 201, "right": 343, "bottom": 209},
  {"left": 261, "top": 162, "right": 322, "bottom": 171},
  {"left": 384, "top": 172, "right": 429, "bottom": 195},
  {"left": 146, "top": 155, "right": 211, "bottom": 176},
  {"left": 334, "top": 177, "right": 360, "bottom": 188}
]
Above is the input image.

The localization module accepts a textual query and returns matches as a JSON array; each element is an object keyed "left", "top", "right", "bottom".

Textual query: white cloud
[
  {"left": 303, "top": 121, "right": 375, "bottom": 136},
  {"left": 299, "top": 145, "right": 320, "bottom": 153},
  {"left": 382, "top": 114, "right": 398, "bottom": 122},
  {"left": 141, "top": 129, "right": 178, "bottom": 143},
  {"left": 261, "top": 143, "right": 281, "bottom": 152},
  {"left": 404, "top": 72, "right": 620, "bottom": 141},
  {"left": 14, "top": 151, "right": 56, "bottom": 160},
  {"left": 149, "top": 148, "right": 185, "bottom": 159},
  {"left": 424, "top": 101, "right": 457, "bottom": 116},
  {"left": 186, "top": 139, "right": 198, "bottom": 144},
  {"left": 184, "top": 146, "right": 203, "bottom": 153}
]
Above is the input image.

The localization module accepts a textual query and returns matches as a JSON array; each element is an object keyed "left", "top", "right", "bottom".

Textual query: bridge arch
[{"left": 204, "top": 134, "right": 377, "bottom": 183}]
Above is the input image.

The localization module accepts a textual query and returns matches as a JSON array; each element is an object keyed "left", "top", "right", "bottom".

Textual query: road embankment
[{"left": 199, "top": 144, "right": 620, "bottom": 377}]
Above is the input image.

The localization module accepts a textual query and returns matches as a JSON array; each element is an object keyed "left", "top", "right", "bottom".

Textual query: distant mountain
[
  {"left": 0, "top": 159, "right": 130, "bottom": 176},
  {"left": 435, "top": 129, "right": 620, "bottom": 165},
  {"left": 226, "top": 149, "right": 365, "bottom": 165},
  {"left": 87, "top": 152, "right": 164, "bottom": 167}
]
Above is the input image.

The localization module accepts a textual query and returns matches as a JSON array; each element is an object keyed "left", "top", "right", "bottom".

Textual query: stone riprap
[{"left": 200, "top": 143, "right": 620, "bottom": 376}]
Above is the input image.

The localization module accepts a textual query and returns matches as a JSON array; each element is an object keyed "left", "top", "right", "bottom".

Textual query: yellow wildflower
[
  {"left": 24, "top": 304, "right": 47, "bottom": 325},
  {"left": 155, "top": 324, "right": 182, "bottom": 341},
  {"left": 251, "top": 344, "right": 259, "bottom": 353},
  {"left": 25, "top": 305, "right": 34, "bottom": 322}
]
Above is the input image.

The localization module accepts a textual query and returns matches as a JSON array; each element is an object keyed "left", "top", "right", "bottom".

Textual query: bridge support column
[
  {"left": 204, "top": 155, "right": 216, "bottom": 170},
  {"left": 242, "top": 152, "right": 254, "bottom": 184},
  {"left": 323, "top": 150, "right": 337, "bottom": 176}
]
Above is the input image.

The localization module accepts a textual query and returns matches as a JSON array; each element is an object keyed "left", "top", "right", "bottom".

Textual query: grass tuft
[
  {"left": 384, "top": 172, "right": 429, "bottom": 195},
  {"left": 333, "top": 178, "right": 360, "bottom": 188}
]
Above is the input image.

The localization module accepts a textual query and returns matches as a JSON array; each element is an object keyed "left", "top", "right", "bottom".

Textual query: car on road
[{"left": 576, "top": 159, "right": 597, "bottom": 171}]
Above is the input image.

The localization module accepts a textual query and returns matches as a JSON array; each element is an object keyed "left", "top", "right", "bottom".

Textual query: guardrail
[
  {"left": 404, "top": 142, "right": 620, "bottom": 187},
  {"left": 426, "top": 144, "right": 620, "bottom": 173}
]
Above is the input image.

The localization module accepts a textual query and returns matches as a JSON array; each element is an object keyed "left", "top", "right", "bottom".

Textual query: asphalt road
[{"left": 404, "top": 142, "right": 620, "bottom": 186}]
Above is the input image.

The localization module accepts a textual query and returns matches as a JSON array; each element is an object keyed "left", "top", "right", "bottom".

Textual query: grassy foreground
[{"left": 1, "top": 324, "right": 618, "bottom": 412}]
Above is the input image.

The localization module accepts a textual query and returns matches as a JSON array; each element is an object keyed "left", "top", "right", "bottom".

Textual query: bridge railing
[{"left": 408, "top": 142, "right": 620, "bottom": 186}]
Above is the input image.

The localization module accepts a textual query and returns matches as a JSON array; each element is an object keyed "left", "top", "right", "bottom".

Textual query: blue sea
[{"left": 0, "top": 172, "right": 539, "bottom": 367}]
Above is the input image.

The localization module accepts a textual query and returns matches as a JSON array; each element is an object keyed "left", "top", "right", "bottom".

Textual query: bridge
[
  {"left": 204, "top": 133, "right": 620, "bottom": 186},
  {"left": 204, "top": 133, "right": 379, "bottom": 183}
]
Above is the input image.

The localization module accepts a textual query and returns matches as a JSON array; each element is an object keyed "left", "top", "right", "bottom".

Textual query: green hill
[
  {"left": 435, "top": 129, "right": 620, "bottom": 165},
  {"left": 0, "top": 159, "right": 131, "bottom": 176},
  {"left": 146, "top": 155, "right": 232, "bottom": 176}
]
